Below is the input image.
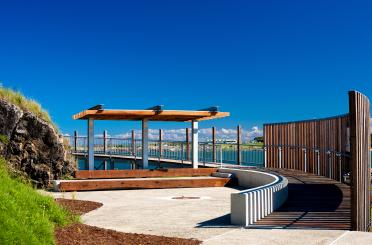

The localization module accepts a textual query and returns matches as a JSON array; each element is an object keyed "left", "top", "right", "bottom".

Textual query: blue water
[{"left": 76, "top": 157, "right": 189, "bottom": 170}]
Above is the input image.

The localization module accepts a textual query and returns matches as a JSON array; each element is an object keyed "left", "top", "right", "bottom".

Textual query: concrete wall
[{"left": 218, "top": 168, "right": 288, "bottom": 226}]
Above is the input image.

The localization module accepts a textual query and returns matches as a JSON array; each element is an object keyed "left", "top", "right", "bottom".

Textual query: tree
[{"left": 254, "top": 136, "right": 264, "bottom": 143}]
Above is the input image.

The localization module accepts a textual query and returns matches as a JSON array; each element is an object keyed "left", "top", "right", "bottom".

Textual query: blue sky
[{"left": 0, "top": 0, "right": 371, "bottom": 139}]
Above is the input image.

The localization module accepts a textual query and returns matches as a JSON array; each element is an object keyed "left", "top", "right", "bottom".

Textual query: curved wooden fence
[
  {"left": 263, "top": 90, "right": 370, "bottom": 231},
  {"left": 264, "top": 114, "right": 349, "bottom": 181}
]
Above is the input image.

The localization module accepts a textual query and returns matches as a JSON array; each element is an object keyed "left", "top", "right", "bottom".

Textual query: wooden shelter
[{"left": 73, "top": 105, "right": 229, "bottom": 170}]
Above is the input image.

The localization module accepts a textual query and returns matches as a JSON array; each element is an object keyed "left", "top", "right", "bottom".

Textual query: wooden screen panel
[
  {"left": 263, "top": 90, "right": 370, "bottom": 231},
  {"left": 349, "top": 91, "right": 371, "bottom": 231},
  {"left": 264, "top": 114, "right": 349, "bottom": 181}
]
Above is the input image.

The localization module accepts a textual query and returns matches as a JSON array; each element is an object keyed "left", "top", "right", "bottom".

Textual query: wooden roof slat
[{"left": 73, "top": 109, "right": 229, "bottom": 122}]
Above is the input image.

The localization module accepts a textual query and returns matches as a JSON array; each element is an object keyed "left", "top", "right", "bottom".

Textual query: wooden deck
[{"left": 251, "top": 168, "right": 351, "bottom": 230}]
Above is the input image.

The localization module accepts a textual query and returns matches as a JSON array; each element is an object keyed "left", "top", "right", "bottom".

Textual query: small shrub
[
  {"left": 0, "top": 134, "right": 9, "bottom": 144},
  {"left": 0, "top": 86, "right": 58, "bottom": 132}
]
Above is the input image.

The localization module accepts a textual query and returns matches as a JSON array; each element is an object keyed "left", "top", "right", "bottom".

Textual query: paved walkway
[
  {"left": 52, "top": 187, "right": 240, "bottom": 240},
  {"left": 203, "top": 229, "right": 372, "bottom": 245},
  {"left": 49, "top": 167, "right": 372, "bottom": 244},
  {"left": 50, "top": 186, "right": 372, "bottom": 244}
]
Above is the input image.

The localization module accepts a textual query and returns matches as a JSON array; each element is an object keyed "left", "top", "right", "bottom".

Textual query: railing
[
  {"left": 64, "top": 135, "right": 264, "bottom": 166},
  {"left": 264, "top": 144, "right": 350, "bottom": 183}
]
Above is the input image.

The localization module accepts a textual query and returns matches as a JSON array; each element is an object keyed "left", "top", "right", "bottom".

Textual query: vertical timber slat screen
[
  {"left": 349, "top": 91, "right": 371, "bottom": 231},
  {"left": 263, "top": 90, "right": 371, "bottom": 231},
  {"left": 264, "top": 114, "right": 350, "bottom": 181}
]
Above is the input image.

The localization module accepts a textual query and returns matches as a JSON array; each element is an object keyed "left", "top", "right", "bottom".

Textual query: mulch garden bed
[
  {"left": 55, "top": 198, "right": 103, "bottom": 216},
  {"left": 54, "top": 198, "right": 201, "bottom": 245}
]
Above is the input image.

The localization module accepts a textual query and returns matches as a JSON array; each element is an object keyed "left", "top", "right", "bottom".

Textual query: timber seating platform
[
  {"left": 55, "top": 176, "right": 231, "bottom": 192},
  {"left": 75, "top": 168, "right": 218, "bottom": 179},
  {"left": 250, "top": 168, "right": 351, "bottom": 230},
  {"left": 54, "top": 168, "right": 233, "bottom": 191}
]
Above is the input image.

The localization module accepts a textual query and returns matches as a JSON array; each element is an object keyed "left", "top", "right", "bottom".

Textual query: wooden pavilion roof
[{"left": 73, "top": 106, "right": 229, "bottom": 122}]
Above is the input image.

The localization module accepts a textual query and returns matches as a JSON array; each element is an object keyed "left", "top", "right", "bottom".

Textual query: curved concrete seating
[{"left": 218, "top": 168, "right": 288, "bottom": 226}]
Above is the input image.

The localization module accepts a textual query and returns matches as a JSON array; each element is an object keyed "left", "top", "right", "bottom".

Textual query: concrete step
[
  {"left": 211, "top": 172, "right": 234, "bottom": 178},
  {"left": 53, "top": 176, "right": 232, "bottom": 192}
]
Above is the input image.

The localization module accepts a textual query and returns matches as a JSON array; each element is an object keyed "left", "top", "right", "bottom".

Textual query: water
[
  {"left": 76, "top": 156, "right": 190, "bottom": 170},
  {"left": 206, "top": 149, "right": 264, "bottom": 166}
]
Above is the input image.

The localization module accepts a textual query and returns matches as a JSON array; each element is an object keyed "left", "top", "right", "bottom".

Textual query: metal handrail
[
  {"left": 264, "top": 144, "right": 350, "bottom": 157},
  {"left": 64, "top": 135, "right": 265, "bottom": 166}
]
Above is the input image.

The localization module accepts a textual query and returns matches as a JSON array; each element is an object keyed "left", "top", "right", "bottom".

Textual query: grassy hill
[{"left": 0, "top": 157, "right": 76, "bottom": 244}]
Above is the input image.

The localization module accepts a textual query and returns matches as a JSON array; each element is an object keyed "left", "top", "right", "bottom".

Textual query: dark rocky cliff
[{"left": 0, "top": 99, "right": 75, "bottom": 186}]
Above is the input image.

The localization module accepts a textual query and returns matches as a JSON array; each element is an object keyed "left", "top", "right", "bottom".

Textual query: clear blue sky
[{"left": 0, "top": 0, "right": 371, "bottom": 136}]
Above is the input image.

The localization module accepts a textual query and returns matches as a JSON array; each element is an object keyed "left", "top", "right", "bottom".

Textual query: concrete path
[
  {"left": 50, "top": 187, "right": 372, "bottom": 244},
  {"left": 51, "top": 187, "right": 240, "bottom": 240},
  {"left": 203, "top": 229, "right": 372, "bottom": 245}
]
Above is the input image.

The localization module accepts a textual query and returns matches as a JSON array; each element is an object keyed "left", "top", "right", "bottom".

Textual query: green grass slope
[{"left": 0, "top": 157, "right": 75, "bottom": 244}]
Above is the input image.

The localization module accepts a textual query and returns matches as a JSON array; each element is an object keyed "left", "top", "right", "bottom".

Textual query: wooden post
[
  {"left": 212, "top": 127, "right": 216, "bottom": 162},
  {"left": 186, "top": 128, "right": 190, "bottom": 161},
  {"left": 103, "top": 130, "right": 108, "bottom": 154},
  {"left": 74, "top": 130, "right": 78, "bottom": 152},
  {"left": 349, "top": 90, "right": 371, "bottom": 231},
  {"left": 237, "top": 125, "right": 242, "bottom": 165},
  {"left": 131, "top": 130, "right": 135, "bottom": 156},
  {"left": 159, "top": 129, "right": 163, "bottom": 159}
]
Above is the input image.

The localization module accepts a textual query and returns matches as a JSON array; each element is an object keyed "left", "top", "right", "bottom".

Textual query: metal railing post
[
  {"left": 74, "top": 130, "right": 78, "bottom": 152},
  {"left": 103, "top": 130, "right": 108, "bottom": 155},
  {"left": 220, "top": 145, "right": 223, "bottom": 168},
  {"left": 159, "top": 129, "right": 163, "bottom": 160},
  {"left": 131, "top": 130, "right": 135, "bottom": 157},
  {"left": 278, "top": 146, "right": 282, "bottom": 168},
  {"left": 203, "top": 144, "right": 206, "bottom": 166},
  {"left": 186, "top": 128, "right": 190, "bottom": 161},
  {"left": 158, "top": 141, "right": 161, "bottom": 163},
  {"left": 315, "top": 149, "right": 320, "bottom": 175},
  {"left": 337, "top": 153, "right": 342, "bottom": 182},
  {"left": 264, "top": 146, "right": 267, "bottom": 168},
  {"left": 303, "top": 148, "right": 307, "bottom": 172},
  {"left": 237, "top": 125, "right": 242, "bottom": 165},
  {"left": 131, "top": 130, "right": 136, "bottom": 156},
  {"left": 327, "top": 151, "right": 331, "bottom": 178},
  {"left": 181, "top": 142, "right": 184, "bottom": 164},
  {"left": 212, "top": 126, "right": 216, "bottom": 163}
]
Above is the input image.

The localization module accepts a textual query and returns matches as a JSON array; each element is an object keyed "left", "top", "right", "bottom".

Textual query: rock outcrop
[{"left": 0, "top": 99, "right": 75, "bottom": 186}]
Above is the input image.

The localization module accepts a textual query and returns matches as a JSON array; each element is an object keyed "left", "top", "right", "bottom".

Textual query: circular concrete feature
[{"left": 171, "top": 196, "right": 201, "bottom": 200}]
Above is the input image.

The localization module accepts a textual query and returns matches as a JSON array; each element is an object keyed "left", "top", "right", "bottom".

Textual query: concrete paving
[
  {"left": 49, "top": 187, "right": 372, "bottom": 244},
  {"left": 51, "top": 187, "right": 241, "bottom": 240},
  {"left": 329, "top": 231, "right": 372, "bottom": 245},
  {"left": 203, "top": 229, "right": 346, "bottom": 245},
  {"left": 203, "top": 229, "right": 372, "bottom": 245}
]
